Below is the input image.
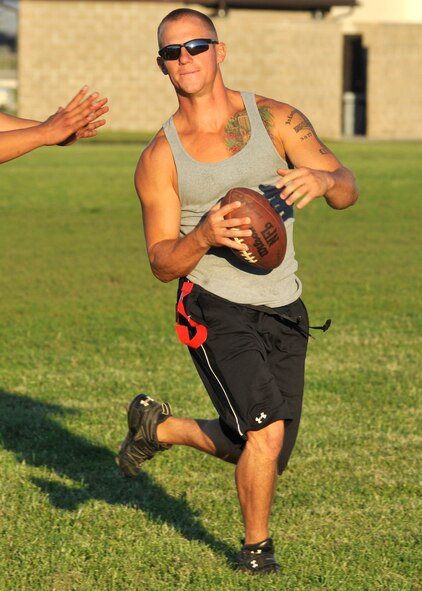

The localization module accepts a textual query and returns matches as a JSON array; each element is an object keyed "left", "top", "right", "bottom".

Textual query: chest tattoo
[{"left": 224, "top": 106, "right": 274, "bottom": 155}]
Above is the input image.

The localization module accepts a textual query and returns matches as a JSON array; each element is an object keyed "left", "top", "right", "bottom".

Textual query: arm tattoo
[
  {"left": 285, "top": 108, "right": 315, "bottom": 141},
  {"left": 285, "top": 108, "right": 300, "bottom": 126},
  {"left": 294, "top": 120, "right": 313, "bottom": 134},
  {"left": 285, "top": 107, "right": 330, "bottom": 153}
]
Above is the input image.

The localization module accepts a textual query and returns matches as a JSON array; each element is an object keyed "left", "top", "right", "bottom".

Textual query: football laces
[{"left": 233, "top": 236, "right": 258, "bottom": 264}]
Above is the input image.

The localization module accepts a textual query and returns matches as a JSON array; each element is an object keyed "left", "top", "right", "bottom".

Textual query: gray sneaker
[
  {"left": 116, "top": 393, "right": 172, "bottom": 478},
  {"left": 237, "top": 538, "right": 281, "bottom": 575}
]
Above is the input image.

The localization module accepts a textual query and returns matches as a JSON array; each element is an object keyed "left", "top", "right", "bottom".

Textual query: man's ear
[
  {"left": 216, "top": 42, "right": 227, "bottom": 65},
  {"left": 157, "top": 56, "right": 168, "bottom": 75}
]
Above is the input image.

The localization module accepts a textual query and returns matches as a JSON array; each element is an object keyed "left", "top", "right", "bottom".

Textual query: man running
[{"left": 117, "top": 8, "right": 358, "bottom": 575}]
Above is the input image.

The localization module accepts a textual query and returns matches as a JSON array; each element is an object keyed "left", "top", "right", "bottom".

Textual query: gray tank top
[{"left": 162, "top": 91, "right": 301, "bottom": 307}]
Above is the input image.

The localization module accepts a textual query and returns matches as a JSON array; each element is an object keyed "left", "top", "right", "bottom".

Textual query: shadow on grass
[{"left": 0, "top": 389, "right": 237, "bottom": 565}]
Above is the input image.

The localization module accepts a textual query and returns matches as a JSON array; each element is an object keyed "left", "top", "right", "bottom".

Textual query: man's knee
[{"left": 245, "top": 420, "right": 284, "bottom": 461}]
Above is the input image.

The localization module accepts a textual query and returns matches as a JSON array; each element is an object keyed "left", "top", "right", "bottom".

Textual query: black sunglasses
[{"left": 158, "top": 38, "right": 218, "bottom": 61}]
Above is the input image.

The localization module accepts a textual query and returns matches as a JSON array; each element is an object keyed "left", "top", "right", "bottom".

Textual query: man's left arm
[{"left": 273, "top": 105, "right": 358, "bottom": 210}]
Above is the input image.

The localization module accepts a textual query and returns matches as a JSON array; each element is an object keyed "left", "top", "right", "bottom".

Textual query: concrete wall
[
  {"left": 18, "top": 1, "right": 343, "bottom": 137},
  {"left": 361, "top": 23, "right": 422, "bottom": 139}
]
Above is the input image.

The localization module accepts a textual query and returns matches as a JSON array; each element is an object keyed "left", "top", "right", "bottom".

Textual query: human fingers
[
  {"left": 210, "top": 201, "right": 251, "bottom": 236},
  {"left": 208, "top": 211, "right": 252, "bottom": 235},
  {"left": 275, "top": 167, "right": 319, "bottom": 204},
  {"left": 215, "top": 233, "right": 251, "bottom": 251},
  {"left": 274, "top": 167, "right": 306, "bottom": 189},
  {"left": 88, "top": 103, "right": 109, "bottom": 121},
  {"left": 91, "top": 97, "right": 109, "bottom": 110},
  {"left": 65, "top": 103, "right": 107, "bottom": 142},
  {"left": 60, "top": 97, "right": 105, "bottom": 133},
  {"left": 295, "top": 193, "right": 315, "bottom": 209},
  {"left": 222, "top": 216, "right": 251, "bottom": 228},
  {"left": 274, "top": 168, "right": 304, "bottom": 203},
  {"left": 79, "top": 97, "right": 108, "bottom": 118},
  {"left": 77, "top": 104, "right": 109, "bottom": 131},
  {"left": 280, "top": 177, "right": 309, "bottom": 203},
  {"left": 281, "top": 176, "right": 327, "bottom": 208},
  {"left": 84, "top": 100, "right": 109, "bottom": 123},
  {"left": 74, "top": 92, "right": 100, "bottom": 117},
  {"left": 215, "top": 218, "right": 252, "bottom": 250},
  {"left": 76, "top": 129, "right": 97, "bottom": 139},
  {"left": 208, "top": 200, "right": 249, "bottom": 226},
  {"left": 63, "top": 86, "right": 89, "bottom": 110},
  {"left": 86, "top": 118, "right": 107, "bottom": 131},
  {"left": 218, "top": 200, "right": 244, "bottom": 217},
  {"left": 62, "top": 92, "right": 101, "bottom": 125},
  {"left": 75, "top": 118, "right": 106, "bottom": 138},
  {"left": 203, "top": 204, "right": 251, "bottom": 249}
]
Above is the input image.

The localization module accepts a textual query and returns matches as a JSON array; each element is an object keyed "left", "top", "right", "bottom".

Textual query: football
[{"left": 221, "top": 187, "right": 287, "bottom": 271}]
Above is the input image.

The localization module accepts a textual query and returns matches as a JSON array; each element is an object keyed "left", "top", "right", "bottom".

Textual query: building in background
[
  {"left": 333, "top": 0, "right": 422, "bottom": 138},
  {"left": 15, "top": 0, "right": 422, "bottom": 139}
]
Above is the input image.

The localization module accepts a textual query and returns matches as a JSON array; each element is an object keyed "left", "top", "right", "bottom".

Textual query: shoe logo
[
  {"left": 140, "top": 396, "right": 152, "bottom": 407},
  {"left": 255, "top": 412, "right": 267, "bottom": 424},
  {"left": 250, "top": 559, "right": 259, "bottom": 569}
]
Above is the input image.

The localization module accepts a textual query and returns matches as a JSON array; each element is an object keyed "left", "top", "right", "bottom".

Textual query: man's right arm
[{"left": 135, "top": 134, "right": 252, "bottom": 283}]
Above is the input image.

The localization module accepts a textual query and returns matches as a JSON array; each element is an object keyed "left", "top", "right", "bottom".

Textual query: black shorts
[{"left": 178, "top": 281, "right": 309, "bottom": 474}]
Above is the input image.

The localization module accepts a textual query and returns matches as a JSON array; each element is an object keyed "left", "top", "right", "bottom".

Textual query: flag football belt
[
  {"left": 175, "top": 279, "right": 330, "bottom": 347},
  {"left": 175, "top": 280, "right": 208, "bottom": 348},
  {"left": 247, "top": 303, "right": 331, "bottom": 339}
]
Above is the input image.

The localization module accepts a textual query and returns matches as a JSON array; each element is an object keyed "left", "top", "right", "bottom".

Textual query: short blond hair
[{"left": 157, "top": 8, "right": 218, "bottom": 48}]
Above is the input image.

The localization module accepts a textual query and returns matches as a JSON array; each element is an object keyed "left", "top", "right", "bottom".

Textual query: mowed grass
[{"left": 0, "top": 138, "right": 421, "bottom": 591}]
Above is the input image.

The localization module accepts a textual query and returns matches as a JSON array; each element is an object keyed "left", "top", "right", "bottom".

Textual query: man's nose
[{"left": 179, "top": 47, "right": 193, "bottom": 63}]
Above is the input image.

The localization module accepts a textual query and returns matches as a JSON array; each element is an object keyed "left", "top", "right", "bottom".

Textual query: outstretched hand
[
  {"left": 40, "top": 86, "right": 109, "bottom": 146},
  {"left": 200, "top": 200, "right": 252, "bottom": 251},
  {"left": 275, "top": 167, "right": 334, "bottom": 209}
]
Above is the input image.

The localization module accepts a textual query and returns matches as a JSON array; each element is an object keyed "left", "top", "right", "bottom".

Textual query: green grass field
[{"left": 0, "top": 138, "right": 421, "bottom": 591}]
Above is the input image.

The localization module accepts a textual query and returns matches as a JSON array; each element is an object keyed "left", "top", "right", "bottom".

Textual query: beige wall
[
  {"left": 18, "top": 1, "right": 342, "bottom": 137},
  {"left": 361, "top": 23, "right": 422, "bottom": 139}
]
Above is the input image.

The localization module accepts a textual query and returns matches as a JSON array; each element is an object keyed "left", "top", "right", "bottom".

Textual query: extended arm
[
  {"left": 270, "top": 103, "right": 358, "bottom": 210},
  {"left": 0, "top": 86, "right": 108, "bottom": 164},
  {"left": 135, "top": 134, "right": 252, "bottom": 283}
]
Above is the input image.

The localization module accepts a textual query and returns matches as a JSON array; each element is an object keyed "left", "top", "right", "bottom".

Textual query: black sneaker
[
  {"left": 237, "top": 538, "right": 280, "bottom": 575},
  {"left": 116, "top": 393, "right": 172, "bottom": 478}
]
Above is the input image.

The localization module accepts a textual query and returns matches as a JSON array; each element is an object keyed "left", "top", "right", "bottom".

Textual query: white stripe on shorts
[{"left": 200, "top": 344, "right": 244, "bottom": 437}]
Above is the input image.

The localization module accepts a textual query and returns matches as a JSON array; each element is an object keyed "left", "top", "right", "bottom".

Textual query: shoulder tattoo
[{"left": 258, "top": 105, "right": 274, "bottom": 139}]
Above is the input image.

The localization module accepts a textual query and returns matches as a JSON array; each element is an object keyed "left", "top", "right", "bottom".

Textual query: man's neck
[{"left": 175, "top": 86, "right": 242, "bottom": 133}]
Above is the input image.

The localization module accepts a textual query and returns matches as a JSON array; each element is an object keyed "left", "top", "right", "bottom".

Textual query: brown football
[{"left": 221, "top": 187, "right": 287, "bottom": 271}]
